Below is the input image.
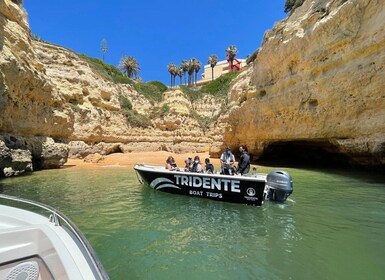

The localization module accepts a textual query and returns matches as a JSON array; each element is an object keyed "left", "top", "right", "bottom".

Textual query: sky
[{"left": 23, "top": 0, "right": 287, "bottom": 85}]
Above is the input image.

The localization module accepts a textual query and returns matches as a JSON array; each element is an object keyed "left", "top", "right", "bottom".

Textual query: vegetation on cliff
[
  {"left": 79, "top": 54, "right": 131, "bottom": 84},
  {"left": 133, "top": 81, "right": 167, "bottom": 103},
  {"left": 284, "top": 0, "right": 305, "bottom": 13},
  {"left": 119, "top": 56, "right": 140, "bottom": 78},
  {"left": 180, "top": 71, "right": 240, "bottom": 101},
  {"left": 119, "top": 95, "right": 151, "bottom": 128}
]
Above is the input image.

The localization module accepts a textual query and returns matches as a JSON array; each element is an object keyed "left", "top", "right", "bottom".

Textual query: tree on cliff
[
  {"left": 180, "top": 60, "right": 189, "bottom": 85},
  {"left": 187, "top": 58, "right": 196, "bottom": 86},
  {"left": 284, "top": 0, "right": 305, "bottom": 13},
  {"left": 187, "top": 58, "right": 201, "bottom": 86},
  {"left": 100, "top": 39, "right": 108, "bottom": 62},
  {"left": 208, "top": 54, "right": 218, "bottom": 80},
  {"left": 194, "top": 60, "right": 201, "bottom": 85},
  {"left": 119, "top": 56, "right": 140, "bottom": 78},
  {"left": 225, "top": 45, "right": 238, "bottom": 72},
  {"left": 177, "top": 67, "right": 183, "bottom": 85},
  {"left": 167, "top": 63, "right": 178, "bottom": 88}
]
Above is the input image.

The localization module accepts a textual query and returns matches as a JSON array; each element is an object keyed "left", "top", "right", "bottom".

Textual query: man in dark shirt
[{"left": 237, "top": 145, "right": 250, "bottom": 175}]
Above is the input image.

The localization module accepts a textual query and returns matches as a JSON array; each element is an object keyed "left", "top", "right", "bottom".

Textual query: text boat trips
[
  {"left": 0, "top": 194, "right": 109, "bottom": 280},
  {"left": 134, "top": 163, "right": 293, "bottom": 206}
]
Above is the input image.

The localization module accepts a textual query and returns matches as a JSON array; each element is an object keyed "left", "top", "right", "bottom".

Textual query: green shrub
[
  {"left": 133, "top": 81, "right": 166, "bottom": 103},
  {"left": 201, "top": 71, "right": 239, "bottom": 97},
  {"left": 123, "top": 109, "right": 152, "bottom": 128},
  {"left": 119, "top": 96, "right": 132, "bottom": 110},
  {"left": 180, "top": 85, "right": 204, "bottom": 101},
  {"left": 180, "top": 71, "right": 239, "bottom": 101},
  {"left": 147, "top": 81, "right": 168, "bottom": 92},
  {"left": 79, "top": 54, "right": 131, "bottom": 84},
  {"left": 160, "top": 103, "right": 170, "bottom": 114},
  {"left": 246, "top": 49, "right": 259, "bottom": 64}
]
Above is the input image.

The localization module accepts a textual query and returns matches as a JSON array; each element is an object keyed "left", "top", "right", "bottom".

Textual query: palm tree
[
  {"left": 119, "top": 56, "right": 140, "bottom": 78},
  {"left": 177, "top": 67, "right": 183, "bottom": 85},
  {"left": 193, "top": 60, "right": 201, "bottom": 85},
  {"left": 187, "top": 59, "right": 196, "bottom": 86},
  {"left": 225, "top": 45, "right": 238, "bottom": 72},
  {"left": 208, "top": 54, "right": 218, "bottom": 80},
  {"left": 180, "top": 60, "right": 189, "bottom": 85},
  {"left": 167, "top": 63, "right": 177, "bottom": 87}
]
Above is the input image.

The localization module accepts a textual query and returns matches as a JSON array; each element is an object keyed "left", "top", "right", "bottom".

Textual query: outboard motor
[{"left": 264, "top": 170, "right": 293, "bottom": 202}]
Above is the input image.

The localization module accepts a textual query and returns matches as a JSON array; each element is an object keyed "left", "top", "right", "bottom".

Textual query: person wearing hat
[{"left": 220, "top": 147, "right": 235, "bottom": 175}]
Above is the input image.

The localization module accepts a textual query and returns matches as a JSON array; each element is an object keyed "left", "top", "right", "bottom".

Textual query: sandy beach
[{"left": 65, "top": 151, "right": 222, "bottom": 169}]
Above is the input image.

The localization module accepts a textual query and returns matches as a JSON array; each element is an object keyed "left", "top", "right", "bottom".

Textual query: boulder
[{"left": 0, "top": 139, "right": 33, "bottom": 177}]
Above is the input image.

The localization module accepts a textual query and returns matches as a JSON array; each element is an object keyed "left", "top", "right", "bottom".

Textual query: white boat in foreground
[{"left": 0, "top": 194, "right": 109, "bottom": 280}]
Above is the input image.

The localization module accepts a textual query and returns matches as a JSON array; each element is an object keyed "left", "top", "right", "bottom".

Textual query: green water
[{"left": 1, "top": 165, "right": 384, "bottom": 280}]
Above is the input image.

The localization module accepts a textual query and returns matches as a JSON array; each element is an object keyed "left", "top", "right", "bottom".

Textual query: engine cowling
[{"left": 264, "top": 170, "right": 293, "bottom": 202}]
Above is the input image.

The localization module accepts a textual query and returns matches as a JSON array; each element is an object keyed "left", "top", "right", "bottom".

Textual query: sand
[{"left": 65, "top": 151, "right": 222, "bottom": 169}]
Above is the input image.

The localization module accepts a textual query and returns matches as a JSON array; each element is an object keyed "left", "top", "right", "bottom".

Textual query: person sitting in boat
[
  {"left": 191, "top": 156, "right": 204, "bottom": 173},
  {"left": 236, "top": 145, "right": 251, "bottom": 175},
  {"left": 165, "top": 156, "right": 178, "bottom": 171},
  {"left": 220, "top": 147, "right": 235, "bottom": 175},
  {"left": 184, "top": 157, "right": 193, "bottom": 171},
  {"left": 205, "top": 158, "right": 215, "bottom": 174}
]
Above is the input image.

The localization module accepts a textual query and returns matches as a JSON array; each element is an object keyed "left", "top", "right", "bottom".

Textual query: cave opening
[{"left": 256, "top": 141, "right": 352, "bottom": 168}]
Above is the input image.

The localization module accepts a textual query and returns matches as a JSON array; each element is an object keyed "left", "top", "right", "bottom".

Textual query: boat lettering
[
  {"left": 174, "top": 175, "right": 240, "bottom": 193},
  {"left": 189, "top": 190, "right": 203, "bottom": 196},
  {"left": 206, "top": 192, "right": 223, "bottom": 199}
]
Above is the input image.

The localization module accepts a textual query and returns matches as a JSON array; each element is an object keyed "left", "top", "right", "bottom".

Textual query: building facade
[{"left": 199, "top": 58, "right": 246, "bottom": 85}]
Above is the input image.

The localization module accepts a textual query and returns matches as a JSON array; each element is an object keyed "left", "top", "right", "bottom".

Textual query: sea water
[{"left": 1, "top": 165, "right": 384, "bottom": 280}]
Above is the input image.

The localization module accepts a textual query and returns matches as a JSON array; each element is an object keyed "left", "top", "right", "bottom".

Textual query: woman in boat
[
  {"left": 205, "top": 158, "right": 215, "bottom": 174},
  {"left": 165, "top": 156, "right": 178, "bottom": 171},
  {"left": 236, "top": 145, "right": 251, "bottom": 175},
  {"left": 184, "top": 157, "right": 193, "bottom": 171},
  {"left": 191, "top": 156, "right": 204, "bottom": 173}
]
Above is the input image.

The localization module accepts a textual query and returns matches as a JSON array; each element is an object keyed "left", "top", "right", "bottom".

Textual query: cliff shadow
[
  {"left": 0, "top": 13, "right": 5, "bottom": 51},
  {"left": 256, "top": 140, "right": 355, "bottom": 169}
]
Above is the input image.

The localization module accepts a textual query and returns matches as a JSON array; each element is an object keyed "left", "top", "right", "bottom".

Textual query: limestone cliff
[
  {"left": 0, "top": 0, "right": 216, "bottom": 176},
  {"left": 1, "top": 0, "right": 384, "bottom": 176},
  {"left": 220, "top": 0, "right": 385, "bottom": 168}
]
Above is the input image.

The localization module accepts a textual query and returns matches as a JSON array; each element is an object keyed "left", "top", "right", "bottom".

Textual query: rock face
[
  {"left": 222, "top": 0, "right": 385, "bottom": 168},
  {"left": 1, "top": 0, "right": 384, "bottom": 174},
  {"left": 0, "top": 0, "right": 217, "bottom": 176}
]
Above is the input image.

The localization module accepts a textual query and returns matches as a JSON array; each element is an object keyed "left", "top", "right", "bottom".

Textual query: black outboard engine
[{"left": 264, "top": 170, "right": 293, "bottom": 202}]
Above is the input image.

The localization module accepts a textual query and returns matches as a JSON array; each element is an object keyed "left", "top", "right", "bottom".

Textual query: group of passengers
[{"left": 165, "top": 145, "right": 251, "bottom": 176}]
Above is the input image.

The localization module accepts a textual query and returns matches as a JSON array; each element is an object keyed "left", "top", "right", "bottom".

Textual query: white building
[{"left": 198, "top": 58, "right": 247, "bottom": 85}]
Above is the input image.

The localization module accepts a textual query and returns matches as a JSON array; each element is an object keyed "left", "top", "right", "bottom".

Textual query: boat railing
[
  {"left": 135, "top": 162, "right": 267, "bottom": 180},
  {"left": 0, "top": 194, "right": 110, "bottom": 280}
]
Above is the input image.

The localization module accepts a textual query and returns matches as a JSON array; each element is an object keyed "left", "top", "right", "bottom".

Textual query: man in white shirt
[{"left": 220, "top": 147, "right": 235, "bottom": 175}]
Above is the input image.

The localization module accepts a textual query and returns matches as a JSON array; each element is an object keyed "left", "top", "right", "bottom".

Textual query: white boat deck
[{"left": 0, "top": 197, "right": 108, "bottom": 280}]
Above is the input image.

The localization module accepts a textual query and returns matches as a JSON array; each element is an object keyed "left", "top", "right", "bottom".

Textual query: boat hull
[{"left": 134, "top": 164, "right": 267, "bottom": 206}]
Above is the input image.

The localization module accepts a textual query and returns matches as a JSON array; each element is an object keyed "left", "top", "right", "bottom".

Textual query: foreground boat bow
[
  {"left": 134, "top": 164, "right": 293, "bottom": 206},
  {"left": 0, "top": 195, "right": 109, "bottom": 280}
]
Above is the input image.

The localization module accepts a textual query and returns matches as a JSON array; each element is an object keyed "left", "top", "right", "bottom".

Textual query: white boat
[
  {"left": 134, "top": 163, "right": 293, "bottom": 206},
  {"left": 0, "top": 194, "right": 109, "bottom": 280}
]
